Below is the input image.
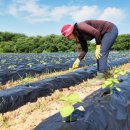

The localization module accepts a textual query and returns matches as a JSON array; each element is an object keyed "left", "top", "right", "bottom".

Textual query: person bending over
[{"left": 61, "top": 20, "right": 118, "bottom": 79}]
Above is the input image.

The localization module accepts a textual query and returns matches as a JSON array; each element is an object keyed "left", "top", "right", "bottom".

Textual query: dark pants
[{"left": 97, "top": 25, "right": 118, "bottom": 73}]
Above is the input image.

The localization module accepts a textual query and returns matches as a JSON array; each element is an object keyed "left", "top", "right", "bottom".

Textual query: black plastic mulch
[
  {"left": 0, "top": 58, "right": 130, "bottom": 113},
  {"left": 35, "top": 73, "right": 130, "bottom": 130}
]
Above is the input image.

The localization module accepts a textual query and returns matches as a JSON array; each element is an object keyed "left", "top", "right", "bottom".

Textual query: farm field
[
  {"left": 0, "top": 51, "right": 130, "bottom": 85},
  {"left": 0, "top": 62, "right": 130, "bottom": 130},
  {"left": 0, "top": 51, "right": 130, "bottom": 130},
  {"left": 0, "top": 0, "right": 130, "bottom": 129}
]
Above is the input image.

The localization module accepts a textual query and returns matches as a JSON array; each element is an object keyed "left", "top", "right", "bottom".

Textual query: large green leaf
[
  {"left": 102, "top": 78, "right": 119, "bottom": 89},
  {"left": 59, "top": 93, "right": 82, "bottom": 104},
  {"left": 104, "top": 80, "right": 112, "bottom": 86},
  {"left": 67, "top": 93, "right": 82, "bottom": 103},
  {"left": 113, "top": 79, "right": 119, "bottom": 84},
  {"left": 60, "top": 105, "right": 74, "bottom": 118},
  {"left": 102, "top": 84, "right": 107, "bottom": 89}
]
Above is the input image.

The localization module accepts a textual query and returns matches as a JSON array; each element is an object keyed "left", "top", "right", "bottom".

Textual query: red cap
[{"left": 61, "top": 24, "right": 74, "bottom": 37}]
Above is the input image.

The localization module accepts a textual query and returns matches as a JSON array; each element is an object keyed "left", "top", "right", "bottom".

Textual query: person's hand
[
  {"left": 95, "top": 45, "right": 102, "bottom": 59},
  {"left": 72, "top": 58, "right": 80, "bottom": 69}
]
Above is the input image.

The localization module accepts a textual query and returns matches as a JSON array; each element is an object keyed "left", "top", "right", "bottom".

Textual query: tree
[{"left": 0, "top": 31, "right": 129, "bottom": 53}]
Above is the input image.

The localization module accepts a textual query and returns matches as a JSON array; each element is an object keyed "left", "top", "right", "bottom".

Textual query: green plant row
[{"left": 59, "top": 69, "right": 130, "bottom": 122}]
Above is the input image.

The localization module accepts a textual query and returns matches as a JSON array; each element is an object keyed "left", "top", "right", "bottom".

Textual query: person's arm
[
  {"left": 78, "top": 40, "right": 88, "bottom": 61},
  {"left": 78, "top": 22, "right": 101, "bottom": 45},
  {"left": 72, "top": 40, "right": 88, "bottom": 69},
  {"left": 78, "top": 22, "right": 102, "bottom": 59}
]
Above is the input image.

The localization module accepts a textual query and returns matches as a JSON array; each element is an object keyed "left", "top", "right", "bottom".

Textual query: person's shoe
[
  {"left": 88, "top": 72, "right": 105, "bottom": 85},
  {"left": 96, "top": 72, "right": 105, "bottom": 80},
  {"left": 94, "top": 72, "right": 105, "bottom": 85}
]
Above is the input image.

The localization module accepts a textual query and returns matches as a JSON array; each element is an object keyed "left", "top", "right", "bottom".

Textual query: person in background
[{"left": 61, "top": 20, "right": 118, "bottom": 80}]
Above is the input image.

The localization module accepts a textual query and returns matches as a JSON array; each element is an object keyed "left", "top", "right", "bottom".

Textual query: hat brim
[{"left": 63, "top": 25, "right": 74, "bottom": 37}]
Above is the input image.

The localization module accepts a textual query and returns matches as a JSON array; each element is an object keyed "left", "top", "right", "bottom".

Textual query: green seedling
[
  {"left": 102, "top": 78, "right": 120, "bottom": 94},
  {"left": 113, "top": 69, "right": 126, "bottom": 78},
  {"left": 60, "top": 105, "right": 74, "bottom": 119},
  {"left": 1, "top": 59, "right": 6, "bottom": 64},
  {"left": 40, "top": 60, "right": 47, "bottom": 65},
  {"left": 8, "top": 65, "right": 16, "bottom": 71},
  {"left": 54, "top": 60, "right": 60, "bottom": 65},
  {"left": 27, "top": 63, "right": 33, "bottom": 68},
  {"left": 102, "top": 68, "right": 128, "bottom": 86},
  {"left": 59, "top": 93, "right": 85, "bottom": 122},
  {"left": 16, "top": 73, "right": 33, "bottom": 87}
]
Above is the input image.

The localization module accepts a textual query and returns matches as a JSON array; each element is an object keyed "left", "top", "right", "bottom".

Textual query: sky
[{"left": 0, "top": 0, "right": 129, "bottom": 36}]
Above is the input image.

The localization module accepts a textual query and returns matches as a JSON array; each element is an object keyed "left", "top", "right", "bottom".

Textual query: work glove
[
  {"left": 72, "top": 58, "right": 80, "bottom": 69},
  {"left": 95, "top": 45, "right": 102, "bottom": 59}
]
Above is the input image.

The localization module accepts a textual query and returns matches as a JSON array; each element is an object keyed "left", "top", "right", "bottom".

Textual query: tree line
[{"left": 0, "top": 32, "right": 130, "bottom": 53}]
